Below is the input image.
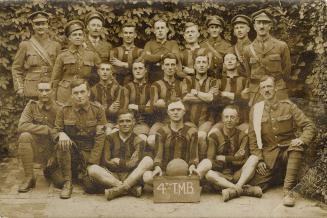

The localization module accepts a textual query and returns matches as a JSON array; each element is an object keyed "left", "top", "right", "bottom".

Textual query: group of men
[{"left": 12, "top": 8, "right": 316, "bottom": 207}]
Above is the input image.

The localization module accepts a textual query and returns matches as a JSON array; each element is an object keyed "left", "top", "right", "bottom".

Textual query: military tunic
[
  {"left": 51, "top": 46, "right": 101, "bottom": 104},
  {"left": 12, "top": 36, "right": 61, "bottom": 97},
  {"left": 243, "top": 36, "right": 291, "bottom": 105},
  {"left": 84, "top": 37, "right": 112, "bottom": 62},
  {"left": 248, "top": 100, "right": 316, "bottom": 186},
  {"left": 234, "top": 37, "right": 251, "bottom": 75}
]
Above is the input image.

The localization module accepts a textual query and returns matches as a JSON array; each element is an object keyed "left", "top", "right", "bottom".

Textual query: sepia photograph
[{"left": 0, "top": 0, "right": 326, "bottom": 217}]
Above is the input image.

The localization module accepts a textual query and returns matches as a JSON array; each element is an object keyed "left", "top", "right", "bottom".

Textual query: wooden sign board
[{"left": 153, "top": 175, "right": 201, "bottom": 203}]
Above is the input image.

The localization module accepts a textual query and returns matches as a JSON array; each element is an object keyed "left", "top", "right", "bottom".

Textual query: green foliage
[{"left": 0, "top": 0, "right": 326, "bottom": 201}]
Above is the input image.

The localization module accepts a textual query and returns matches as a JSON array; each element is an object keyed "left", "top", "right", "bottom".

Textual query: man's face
[
  {"left": 259, "top": 78, "right": 276, "bottom": 100},
  {"left": 207, "top": 24, "right": 222, "bottom": 38},
  {"left": 132, "top": 62, "right": 146, "bottom": 80},
  {"left": 69, "top": 29, "right": 84, "bottom": 46},
  {"left": 184, "top": 25, "right": 200, "bottom": 44},
  {"left": 254, "top": 20, "right": 272, "bottom": 37},
  {"left": 71, "top": 83, "right": 90, "bottom": 106},
  {"left": 118, "top": 113, "right": 135, "bottom": 134},
  {"left": 32, "top": 21, "right": 49, "bottom": 36},
  {"left": 87, "top": 18, "right": 103, "bottom": 37},
  {"left": 98, "top": 63, "right": 113, "bottom": 81},
  {"left": 224, "top": 53, "right": 238, "bottom": 71},
  {"left": 233, "top": 23, "right": 250, "bottom": 39},
  {"left": 162, "top": 58, "right": 177, "bottom": 77},
  {"left": 154, "top": 21, "right": 168, "bottom": 41},
  {"left": 122, "top": 26, "right": 136, "bottom": 44},
  {"left": 222, "top": 108, "right": 239, "bottom": 129},
  {"left": 194, "top": 56, "right": 209, "bottom": 75},
  {"left": 37, "top": 83, "right": 52, "bottom": 102},
  {"left": 168, "top": 107, "right": 185, "bottom": 122}
]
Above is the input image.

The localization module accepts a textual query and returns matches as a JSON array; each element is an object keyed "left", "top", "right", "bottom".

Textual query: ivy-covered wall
[{"left": 0, "top": 0, "right": 326, "bottom": 201}]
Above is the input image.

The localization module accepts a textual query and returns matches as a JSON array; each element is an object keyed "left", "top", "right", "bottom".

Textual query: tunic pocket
[
  {"left": 276, "top": 114, "right": 293, "bottom": 133},
  {"left": 267, "top": 54, "right": 282, "bottom": 73}
]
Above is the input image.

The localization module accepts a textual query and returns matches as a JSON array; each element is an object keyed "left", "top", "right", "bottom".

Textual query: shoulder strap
[
  {"left": 30, "top": 36, "right": 53, "bottom": 68},
  {"left": 249, "top": 43, "right": 258, "bottom": 59}
]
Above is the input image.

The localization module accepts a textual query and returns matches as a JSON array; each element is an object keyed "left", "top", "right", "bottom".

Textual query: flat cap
[
  {"left": 206, "top": 15, "right": 225, "bottom": 28},
  {"left": 85, "top": 11, "right": 104, "bottom": 24},
  {"left": 28, "top": 11, "right": 49, "bottom": 22},
  {"left": 231, "top": 14, "right": 251, "bottom": 26},
  {"left": 251, "top": 9, "right": 273, "bottom": 22},
  {"left": 64, "top": 20, "right": 85, "bottom": 36}
]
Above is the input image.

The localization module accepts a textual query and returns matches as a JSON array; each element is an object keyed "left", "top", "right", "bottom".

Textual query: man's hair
[
  {"left": 223, "top": 52, "right": 239, "bottom": 62},
  {"left": 161, "top": 53, "right": 179, "bottom": 65},
  {"left": 154, "top": 18, "right": 168, "bottom": 27},
  {"left": 194, "top": 50, "right": 209, "bottom": 63},
  {"left": 117, "top": 109, "right": 135, "bottom": 120},
  {"left": 260, "top": 75, "right": 275, "bottom": 84},
  {"left": 97, "top": 61, "right": 112, "bottom": 69},
  {"left": 122, "top": 22, "right": 136, "bottom": 29},
  {"left": 38, "top": 77, "right": 51, "bottom": 84},
  {"left": 70, "top": 79, "right": 90, "bottom": 90},
  {"left": 222, "top": 104, "right": 240, "bottom": 116},
  {"left": 184, "top": 22, "right": 199, "bottom": 32}
]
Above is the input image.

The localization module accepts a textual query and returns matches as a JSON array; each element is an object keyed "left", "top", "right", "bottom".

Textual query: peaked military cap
[
  {"left": 64, "top": 20, "right": 85, "bottom": 36},
  {"left": 28, "top": 11, "right": 50, "bottom": 23},
  {"left": 206, "top": 15, "right": 225, "bottom": 28},
  {"left": 231, "top": 14, "right": 251, "bottom": 26},
  {"left": 85, "top": 11, "right": 104, "bottom": 24},
  {"left": 251, "top": 9, "right": 274, "bottom": 22}
]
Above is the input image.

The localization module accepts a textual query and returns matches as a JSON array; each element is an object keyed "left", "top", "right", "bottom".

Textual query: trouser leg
[
  {"left": 283, "top": 151, "right": 303, "bottom": 191},
  {"left": 56, "top": 148, "right": 72, "bottom": 182},
  {"left": 18, "top": 132, "right": 34, "bottom": 178},
  {"left": 123, "top": 156, "right": 153, "bottom": 188}
]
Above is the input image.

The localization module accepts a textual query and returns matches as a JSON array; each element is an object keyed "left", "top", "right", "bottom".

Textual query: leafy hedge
[{"left": 0, "top": 0, "right": 326, "bottom": 202}]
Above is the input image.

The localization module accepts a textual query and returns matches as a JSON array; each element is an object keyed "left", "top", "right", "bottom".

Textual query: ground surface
[{"left": 0, "top": 157, "right": 326, "bottom": 218}]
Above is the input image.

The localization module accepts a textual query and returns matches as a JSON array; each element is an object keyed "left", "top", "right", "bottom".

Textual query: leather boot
[
  {"left": 129, "top": 185, "right": 142, "bottom": 198},
  {"left": 18, "top": 176, "right": 36, "bottom": 193},
  {"left": 242, "top": 185, "right": 262, "bottom": 198},
  {"left": 105, "top": 184, "right": 128, "bottom": 201},
  {"left": 283, "top": 190, "right": 295, "bottom": 207},
  {"left": 60, "top": 180, "right": 73, "bottom": 199},
  {"left": 221, "top": 187, "right": 241, "bottom": 202}
]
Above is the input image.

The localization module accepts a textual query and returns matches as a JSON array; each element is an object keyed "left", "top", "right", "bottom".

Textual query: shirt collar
[
  {"left": 163, "top": 76, "right": 176, "bottom": 86},
  {"left": 264, "top": 100, "right": 279, "bottom": 111},
  {"left": 133, "top": 79, "right": 147, "bottom": 86},
  {"left": 88, "top": 35, "right": 100, "bottom": 44},
  {"left": 156, "top": 38, "right": 167, "bottom": 45},
  {"left": 256, "top": 35, "right": 271, "bottom": 44},
  {"left": 209, "top": 36, "right": 223, "bottom": 43},
  {"left": 69, "top": 45, "right": 82, "bottom": 54},
  {"left": 73, "top": 101, "right": 90, "bottom": 112},
  {"left": 237, "top": 37, "right": 251, "bottom": 46},
  {"left": 185, "top": 43, "right": 200, "bottom": 50},
  {"left": 119, "top": 132, "right": 133, "bottom": 143},
  {"left": 38, "top": 100, "right": 53, "bottom": 111},
  {"left": 122, "top": 43, "right": 135, "bottom": 51},
  {"left": 195, "top": 74, "right": 208, "bottom": 82},
  {"left": 99, "top": 79, "right": 114, "bottom": 87}
]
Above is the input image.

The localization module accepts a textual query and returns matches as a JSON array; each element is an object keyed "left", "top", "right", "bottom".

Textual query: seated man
[
  {"left": 17, "top": 79, "right": 64, "bottom": 193},
  {"left": 54, "top": 79, "right": 107, "bottom": 199},
  {"left": 204, "top": 105, "right": 261, "bottom": 202},
  {"left": 125, "top": 60, "right": 152, "bottom": 147},
  {"left": 91, "top": 61, "right": 128, "bottom": 135},
  {"left": 182, "top": 52, "right": 220, "bottom": 160},
  {"left": 248, "top": 76, "right": 316, "bottom": 207},
  {"left": 143, "top": 100, "right": 211, "bottom": 186},
  {"left": 87, "top": 111, "right": 153, "bottom": 200}
]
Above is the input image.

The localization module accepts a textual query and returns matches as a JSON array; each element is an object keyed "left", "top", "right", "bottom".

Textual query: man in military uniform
[
  {"left": 84, "top": 11, "right": 112, "bottom": 62},
  {"left": 54, "top": 79, "right": 107, "bottom": 199},
  {"left": 200, "top": 15, "right": 233, "bottom": 78},
  {"left": 204, "top": 105, "right": 261, "bottom": 202},
  {"left": 87, "top": 111, "right": 153, "bottom": 200},
  {"left": 231, "top": 14, "right": 252, "bottom": 74},
  {"left": 243, "top": 9, "right": 291, "bottom": 106},
  {"left": 110, "top": 23, "right": 143, "bottom": 85},
  {"left": 17, "top": 79, "right": 64, "bottom": 192},
  {"left": 51, "top": 20, "right": 101, "bottom": 104},
  {"left": 180, "top": 22, "right": 212, "bottom": 79},
  {"left": 140, "top": 18, "right": 182, "bottom": 83},
  {"left": 143, "top": 100, "right": 211, "bottom": 186},
  {"left": 248, "top": 76, "right": 316, "bottom": 207},
  {"left": 12, "top": 11, "right": 61, "bottom": 99}
]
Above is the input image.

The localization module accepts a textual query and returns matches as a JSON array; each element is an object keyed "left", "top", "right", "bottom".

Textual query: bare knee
[
  {"left": 18, "top": 132, "right": 33, "bottom": 143},
  {"left": 199, "top": 158, "right": 212, "bottom": 169},
  {"left": 205, "top": 170, "right": 216, "bottom": 182},
  {"left": 138, "top": 134, "right": 148, "bottom": 143},
  {"left": 139, "top": 156, "right": 154, "bottom": 170},
  {"left": 198, "top": 131, "right": 207, "bottom": 142},
  {"left": 87, "top": 164, "right": 102, "bottom": 177},
  {"left": 143, "top": 171, "right": 153, "bottom": 185},
  {"left": 147, "top": 135, "right": 155, "bottom": 149}
]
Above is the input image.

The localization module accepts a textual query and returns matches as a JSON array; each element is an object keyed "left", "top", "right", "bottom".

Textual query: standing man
[
  {"left": 141, "top": 18, "right": 182, "bottom": 83},
  {"left": 52, "top": 20, "right": 101, "bottom": 104},
  {"left": 17, "top": 79, "right": 64, "bottom": 192},
  {"left": 87, "top": 111, "right": 153, "bottom": 200},
  {"left": 183, "top": 53, "right": 220, "bottom": 160},
  {"left": 200, "top": 15, "right": 233, "bottom": 79},
  {"left": 12, "top": 11, "right": 61, "bottom": 99},
  {"left": 248, "top": 76, "right": 315, "bottom": 207},
  {"left": 54, "top": 79, "right": 107, "bottom": 199},
  {"left": 231, "top": 14, "right": 252, "bottom": 74},
  {"left": 110, "top": 23, "right": 143, "bottom": 85},
  {"left": 204, "top": 105, "right": 261, "bottom": 202},
  {"left": 84, "top": 11, "right": 112, "bottom": 62},
  {"left": 243, "top": 9, "right": 291, "bottom": 106},
  {"left": 143, "top": 100, "right": 211, "bottom": 186}
]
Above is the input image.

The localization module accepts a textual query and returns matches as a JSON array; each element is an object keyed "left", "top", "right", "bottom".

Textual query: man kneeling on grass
[
  {"left": 87, "top": 110, "right": 153, "bottom": 200},
  {"left": 204, "top": 105, "right": 262, "bottom": 202}
]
